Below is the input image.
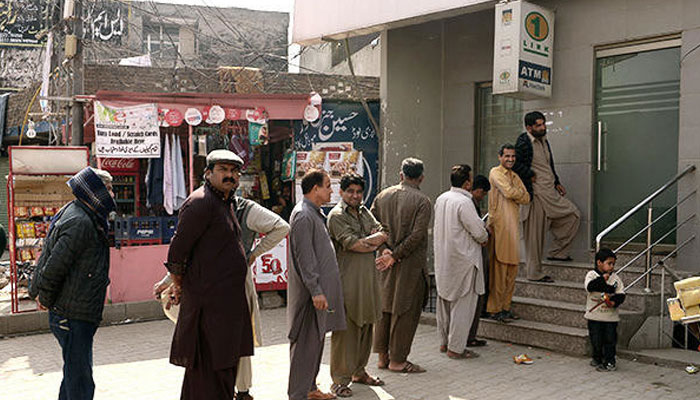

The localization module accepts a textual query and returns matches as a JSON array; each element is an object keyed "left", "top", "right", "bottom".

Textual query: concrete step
[
  {"left": 476, "top": 317, "right": 590, "bottom": 356},
  {"left": 513, "top": 278, "right": 656, "bottom": 312},
  {"left": 618, "top": 348, "right": 700, "bottom": 370},
  {"left": 519, "top": 260, "right": 678, "bottom": 293},
  {"left": 510, "top": 296, "right": 643, "bottom": 330}
]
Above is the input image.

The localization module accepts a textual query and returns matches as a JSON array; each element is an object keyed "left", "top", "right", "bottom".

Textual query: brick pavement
[{"left": 1, "top": 307, "right": 698, "bottom": 400}]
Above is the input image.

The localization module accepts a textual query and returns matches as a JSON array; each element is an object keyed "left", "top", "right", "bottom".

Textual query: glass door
[{"left": 594, "top": 45, "right": 680, "bottom": 244}]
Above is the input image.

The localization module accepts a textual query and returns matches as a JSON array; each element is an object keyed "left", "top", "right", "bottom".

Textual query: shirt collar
[
  {"left": 527, "top": 131, "right": 546, "bottom": 143},
  {"left": 339, "top": 198, "right": 365, "bottom": 213},
  {"left": 450, "top": 187, "right": 473, "bottom": 198},
  {"left": 205, "top": 180, "right": 233, "bottom": 203},
  {"left": 401, "top": 181, "right": 420, "bottom": 190}
]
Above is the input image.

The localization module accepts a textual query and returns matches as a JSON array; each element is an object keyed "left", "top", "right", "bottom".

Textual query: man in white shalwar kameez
[{"left": 433, "top": 165, "right": 489, "bottom": 359}]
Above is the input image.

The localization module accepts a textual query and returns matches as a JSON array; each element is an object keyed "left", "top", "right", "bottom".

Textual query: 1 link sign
[{"left": 492, "top": 0, "right": 554, "bottom": 98}]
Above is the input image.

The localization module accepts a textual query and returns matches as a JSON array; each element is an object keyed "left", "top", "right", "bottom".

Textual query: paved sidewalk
[{"left": 1, "top": 307, "right": 698, "bottom": 399}]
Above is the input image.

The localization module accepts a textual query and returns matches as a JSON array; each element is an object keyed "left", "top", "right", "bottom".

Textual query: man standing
[
  {"left": 153, "top": 183, "right": 290, "bottom": 400},
  {"left": 288, "top": 169, "right": 346, "bottom": 400},
  {"left": 29, "top": 167, "right": 116, "bottom": 400},
  {"left": 371, "top": 158, "right": 431, "bottom": 373},
  {"left": 467, "top": 174, "right": 491, "bottom": 347},
  {"left": 233, "top": 194, "right": 290, "bottom": 400},
  {"left": 434, "top": 165, "right": 489, "bottom": 359},
  {"left": 486, "top": 145, "right": 530, "bottom": 322},
  {"left": 165, "top": 150, "right": 253, "bottom": 400},
  {"left": 327, "top": 174, "right": 387, "bottom": 397},
  {"left": 513, "top": 111, "right": 581, "bottom": 282}
]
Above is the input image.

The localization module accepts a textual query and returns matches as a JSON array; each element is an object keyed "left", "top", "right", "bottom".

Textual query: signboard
[
  {"left": 492, "top": 0, "right": 554, "bottom": 98},
  {"left": 252, "top": 235, "right": 289, "bottom": 291},
  {"left": 100, "top": 158, "right": 139, "bottom": 172},
  {"left": 94, "top": 101, "right": 161, "bottom": 158},
  {"left": 294, "top": 101, "right": 380, "bottom": 206},
  {"left": 0, "top": 0, "right": 49, "bottom": 47}
]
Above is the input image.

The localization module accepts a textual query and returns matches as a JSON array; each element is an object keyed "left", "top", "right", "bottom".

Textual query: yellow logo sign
[{"left": 525, "top": 12, "right": 549, "bottom": 42}]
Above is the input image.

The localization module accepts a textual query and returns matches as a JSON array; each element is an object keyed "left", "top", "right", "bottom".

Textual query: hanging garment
[
  {"left": 146, "top": 155, "right": 165, "bottom": 208},
  {"left": 163, "top": 134, "right": 174, "bottom": 215},
  {"left": 173, "top": 136, "right": 188, "bottom": 210}
]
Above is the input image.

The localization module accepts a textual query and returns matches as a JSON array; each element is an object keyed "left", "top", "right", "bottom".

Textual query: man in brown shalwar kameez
[
  {"left": 328, "top": 173, "right": 387, "bottom": 397},
  {"left": 164, "top": 150, "right": 253, "bottom": 400},
  {"left": 486, "top": 145, "right": 530, "bottom": 323},
  {"left": 514, "top": 111, "right": 581, "bottom": 283},
  {"left": 288, "top": 169, "right": 346, "bottom": 400},
  {"left": 372, "top": 158, "right": 432, "bottom": 373}
]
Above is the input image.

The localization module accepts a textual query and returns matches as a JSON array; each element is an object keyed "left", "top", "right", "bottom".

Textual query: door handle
[{"left": 597, "top": 121, "right": 602, "bottom": 171}]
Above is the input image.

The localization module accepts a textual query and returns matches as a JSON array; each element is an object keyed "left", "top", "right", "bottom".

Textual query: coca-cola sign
[{"left": 101, "top": 158, "right": 139, "bottom": 172}]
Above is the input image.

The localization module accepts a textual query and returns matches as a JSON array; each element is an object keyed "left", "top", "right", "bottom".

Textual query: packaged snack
[
  {"left": 14, "top": 207, "right": 29, "bottom": 218},
  {"left": 44, "top": 207, "right": 56, "bottom": 216},
  {"left": 20, "top": 249, "right": 33, "bottom": 261},
  {"left": 30, "top": 207, "right": 44, "bottom": 217},
  {"left": 35, "top": 222, "right": 48, "bottom": 238},
  {"left": 31, "top": 247, "right": 42, "bottom": 261},
  {"left": 21, "top": 222, "right": 36, "bottom": 239},
  {"left": 248, "top": 122, "right": 269, "bottom": 147}
]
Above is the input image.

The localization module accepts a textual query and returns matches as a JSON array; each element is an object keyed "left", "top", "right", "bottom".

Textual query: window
[{"left": 143, "top": 24, "right": 180, "bottom": 58}]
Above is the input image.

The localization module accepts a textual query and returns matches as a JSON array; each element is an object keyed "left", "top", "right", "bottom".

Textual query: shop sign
[
  {"left": 101, "top": 158, "right": 139, "bottom": 172},
  {"left": 0, "top": 0, "right": 49, "bottom": 47},
  {"left": 184, "top": 107, "right": 203, "bottom": 126},
  {"left": 208, "top": 105, "right": 225, "bottom": 124},
  {"left": 492, "top": 0, "right": 554, "bottom": 98},
  {"left": 165, "top": 109, "right": 184, "bottom": 126},
  {"left": 94, "top": 101, "right": 161, "bottom": 158}
]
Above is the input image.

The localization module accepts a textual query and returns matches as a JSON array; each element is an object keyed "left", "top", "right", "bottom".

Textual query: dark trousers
[
  {"left": 181, "top": 323, "right": 237, "bottom": 400},
  {"left": 49, "top": 311, "right": 98, "bottom": 400},
  {"left": 587, "top": 320, "right": 618, "bottom": 365},
  {"left": 469, "top": 246, "right": 490, "bottom": 341}
]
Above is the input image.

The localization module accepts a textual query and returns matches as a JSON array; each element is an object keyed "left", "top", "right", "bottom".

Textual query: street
[{"left": 1, "top": 307, "right": 698, "bottom": 400}]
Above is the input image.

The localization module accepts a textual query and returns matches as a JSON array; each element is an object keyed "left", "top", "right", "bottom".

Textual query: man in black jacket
[
  {"left": 513, "top": 111, "right": 580, "bottom": 283},
  {"left": 29, "top": 167, "right": 116, "bottom": 400}
]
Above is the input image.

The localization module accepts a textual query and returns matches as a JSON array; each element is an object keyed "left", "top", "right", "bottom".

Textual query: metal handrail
[
  {"left": 613, "top": 190, "right": 696, "bottom": 253},
  {"left": 596, "top": 164, "right": 696, "bottom": 251},
  {"left": 622, "top": 234, "right": 695, "bottom": 290},
  {"left": 615, "top": 214, "right": 694, "bottom": 276}
]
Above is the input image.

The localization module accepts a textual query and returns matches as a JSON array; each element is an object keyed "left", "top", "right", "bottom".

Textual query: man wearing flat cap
[{"left": 164, "top": 149, "right": 253, "bottom": 400}]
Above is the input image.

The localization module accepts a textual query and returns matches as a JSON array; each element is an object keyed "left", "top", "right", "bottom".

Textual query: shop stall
[{"left": 7, "top": 146, "right": 90, "bottom": 313}]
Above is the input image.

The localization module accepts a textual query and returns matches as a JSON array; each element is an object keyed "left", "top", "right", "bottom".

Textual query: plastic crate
[
  {"left": 161, "top": 216, "right": 178, "bottom": 244},
  {"left": 116, "top": 239, "right": 162, "bottom": 247},
  {"left": 115, "top": 216, "right": 162, "bottom": 241}
]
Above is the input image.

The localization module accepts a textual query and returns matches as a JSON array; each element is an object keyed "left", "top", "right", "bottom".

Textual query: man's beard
[{"left": 531, "top": 129, "right": 547, "bottom": 138}]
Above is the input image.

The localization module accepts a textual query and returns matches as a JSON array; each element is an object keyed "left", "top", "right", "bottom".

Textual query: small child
[{"left": 584, "top": 248, "right": 626, "bottom": 372}]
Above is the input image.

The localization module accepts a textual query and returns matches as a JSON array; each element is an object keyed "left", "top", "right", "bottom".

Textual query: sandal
[
  {"left": 467, "top": 339, "right": 487, "bottom": 347},
  {"left": 331, "top": 384, "right": 352, "bottom": 398},
  {"left": 447, "top": 349, "right": 480, "bottom": 359},
  {"left": 352, "top": 373, "right": 385, "bottom": 386},
  {"left": 389, "top": 361, "right": 426, "bottom": 373}
]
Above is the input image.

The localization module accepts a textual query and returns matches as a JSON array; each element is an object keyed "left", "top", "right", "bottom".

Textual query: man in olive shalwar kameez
[
  {"left": 288, "top": 169, "right": 346, "bottom": 400},
  {"left": 486, "top": 145, "right": 530, "bottom": 323},
  {"left": 328, "top": 174, "right": 387, "bottom": 397},
  {"left": 165, "top": 150, "right": 253, "bottom": 400},
  {"left": 372, "top": 158, "right": 432, "bottom": 373}
]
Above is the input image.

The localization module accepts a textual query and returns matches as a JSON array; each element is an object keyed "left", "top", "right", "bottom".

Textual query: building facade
[{"left": 294, "top": 0, "right": 700, "bottom": 273}]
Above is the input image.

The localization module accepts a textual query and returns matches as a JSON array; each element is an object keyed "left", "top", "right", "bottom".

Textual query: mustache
[{"left": 223, "top": 177, "right": 236, "bottom": 183}]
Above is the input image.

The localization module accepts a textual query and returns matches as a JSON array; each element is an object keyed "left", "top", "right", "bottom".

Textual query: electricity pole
[{"left": 70, "top": 0, "right": 84, "bottom": 146}]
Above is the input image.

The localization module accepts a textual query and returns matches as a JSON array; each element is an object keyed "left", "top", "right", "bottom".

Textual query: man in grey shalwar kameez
[{"left": 288, "top": 169, "right": 346, "bottom": 400}]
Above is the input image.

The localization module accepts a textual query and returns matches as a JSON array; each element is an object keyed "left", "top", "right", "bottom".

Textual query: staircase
[{"left": 475, "top": 259, "right": 663, "bottom": 356}]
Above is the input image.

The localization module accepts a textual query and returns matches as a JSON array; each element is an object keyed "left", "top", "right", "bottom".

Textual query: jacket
[
  {"left": 29, "top": 200, "right": 110, "bottom": 324},
  {"left": 513, "top": 132, "right": 560, "bottom": 196}
]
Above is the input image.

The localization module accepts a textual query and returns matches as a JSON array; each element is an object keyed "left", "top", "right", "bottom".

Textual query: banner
[
  {"left": 94, "top": 101, "right": 161, "bottom": 158},
  {"left": 0, "top": 0, "right": 49, "bottom": 47}
]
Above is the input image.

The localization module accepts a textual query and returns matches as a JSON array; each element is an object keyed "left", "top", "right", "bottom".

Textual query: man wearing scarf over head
[
  {"left": 165, "top": 149, "right": 253, "bottom": 400},
  {"left": 29, "top": 167, "right": 116, "bottom": 400}
]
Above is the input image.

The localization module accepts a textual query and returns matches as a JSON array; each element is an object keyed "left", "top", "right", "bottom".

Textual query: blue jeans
[{"left": 49, "top": 311, "right": 98, "bottom": 400}]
